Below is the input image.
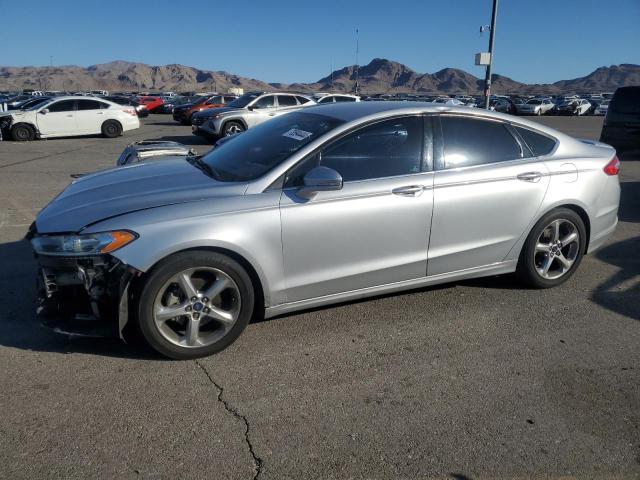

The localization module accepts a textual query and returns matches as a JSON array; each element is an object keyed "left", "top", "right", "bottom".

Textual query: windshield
[
  {"left": 201, "top": 111, "right": 344, "bottom": 182},
  {"left": 25, "top": 98, "right": 52, "bottom": 110},
  {"left": 526, "top": 99, "right": 542, "bottom": 105},
  {"left": 226, "top": 93, "right": 260, "bottom": 108}
]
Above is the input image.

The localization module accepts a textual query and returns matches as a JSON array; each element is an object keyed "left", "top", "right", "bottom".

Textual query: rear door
[
  {"left": 75, "top": 99, "right": 110, "bottom": 134},
  {"left": 428, "top": 114, "right": 550, "bottom": 276},
  {"left": 275, "top": 95, "right": 301, "bottom": 115},
  {"left": 36, "top": 99, "right": 77, "bottom": 136}
]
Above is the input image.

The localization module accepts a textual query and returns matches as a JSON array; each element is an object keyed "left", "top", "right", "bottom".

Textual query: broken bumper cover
[{"left": 33, "top": 249, "right": 140, "bottom": 339}]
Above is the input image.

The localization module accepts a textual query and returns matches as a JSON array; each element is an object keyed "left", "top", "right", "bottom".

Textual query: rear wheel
[
  {"left": 517, "top": 208, "right": 586, "bottom": 288},
  {"left": 11, "top": 123, "right": 35, "bottom": 141},
  {"left": 222, "top": 121, "right": 245, "bottom": 137},
  {"left": 101, "top": 120, "right": 122, "bottom": 138},
  {"left": 137, "top": 251, "right": 255, "bottom": 359}
]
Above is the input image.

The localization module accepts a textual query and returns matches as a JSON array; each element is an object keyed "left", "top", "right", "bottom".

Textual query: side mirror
[
  {"left": 39, "top": 108, "right": 49, "bottom": 114},
  {"left": 298, "top": 166, "right": 343, "bottom": 199},
  {"left": 247, "top": 105, "right": 256, "bottom": 111}
]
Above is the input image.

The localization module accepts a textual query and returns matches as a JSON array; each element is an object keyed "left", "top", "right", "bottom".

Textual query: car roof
[{"left": 301, "top": 101, "right": 574, "bottom": 139}]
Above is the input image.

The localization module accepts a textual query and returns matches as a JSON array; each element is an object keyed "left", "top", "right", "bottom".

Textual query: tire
[
  {"left": 101, "top": 120, "right": 122, "bottom": 138},
  {"left": 222, "top": 121, "right": 245, "bottom": 137},
  {"left": 516, "top": 208, "right": 587, "bottom": 289},
  {"left": 536, "top": 109, "right": 542, "bottom": 116},
  {"left": 11, "top": 123, "right": 35, "bottom": 142},
  {"left": 137, "top": 250, "right": 255, "bottom": 359}
]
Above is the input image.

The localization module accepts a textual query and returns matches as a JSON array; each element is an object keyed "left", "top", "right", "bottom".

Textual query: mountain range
[{"left": 0, "top": 59, "right": 638, "bottom": 95}]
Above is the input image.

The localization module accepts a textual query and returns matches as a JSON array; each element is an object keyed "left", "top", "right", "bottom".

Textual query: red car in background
[
  {"left": 137, "top": 96, "right": 164, "bottom": 113},
  {"left": 172, "top": 94, "right": 238, "bottom": 124}
]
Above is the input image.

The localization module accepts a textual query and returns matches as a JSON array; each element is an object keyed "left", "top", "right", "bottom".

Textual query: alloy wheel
[
  {"left": 153, "top": 267, "right": 241, "bottom": 348},
  {"left": 534, "top": 219, "right": 580, "bottom": 280}
]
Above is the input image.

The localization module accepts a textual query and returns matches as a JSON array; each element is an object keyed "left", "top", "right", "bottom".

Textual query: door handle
[
  {"left": 392, "top": 185, "right": 424, "bottom": 196},
  {"left": 517, "top": 171, "right": 542, "bottom": 183},
  {"left": 66, "top": 114, "right": 73, "bottom": 117},
  {"left": 97, "top": 111, "right": 104, "bottom": 114}
]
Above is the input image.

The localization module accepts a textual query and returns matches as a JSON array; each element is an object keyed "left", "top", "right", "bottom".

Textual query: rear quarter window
[{"left": 514, "top": 126, "right": 557, "bottom": 156}]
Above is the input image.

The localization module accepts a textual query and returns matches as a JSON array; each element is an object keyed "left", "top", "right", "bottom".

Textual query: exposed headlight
[{"left": 31, "top": 230, "right": 137, "bottom": 256}]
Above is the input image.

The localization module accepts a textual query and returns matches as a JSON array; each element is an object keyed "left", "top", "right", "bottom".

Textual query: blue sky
[{"left": 0, "top": 0, "right": 638, "bottom": 84}]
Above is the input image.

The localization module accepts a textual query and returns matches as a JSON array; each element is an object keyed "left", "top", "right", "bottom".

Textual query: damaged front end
[
  {"left": 0, "top": 115, "right": 13, "bottom": 141},
  {"left": 27, "top": 224, "right": 141, "bottom": 339}
]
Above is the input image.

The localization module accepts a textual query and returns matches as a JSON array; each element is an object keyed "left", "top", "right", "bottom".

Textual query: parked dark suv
[{"left": 600, "top": 86, "right": 640, "bottom": 153}]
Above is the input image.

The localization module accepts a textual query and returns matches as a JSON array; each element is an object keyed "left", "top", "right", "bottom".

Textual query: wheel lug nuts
[
  {"left": 193, "top": 313, "right": 200, "bottom": 319},
  {"left": 202, "top": 297, "right": 209, "bottom": 303},
  {"left": 185, "top": 306, "right": 192, "bottom": 312},
  {"left": 203, "top": 307, "right": 210, "bottom": 314},
  {"left": 191, "top": 296, "right": 197, "bottom": 302}
]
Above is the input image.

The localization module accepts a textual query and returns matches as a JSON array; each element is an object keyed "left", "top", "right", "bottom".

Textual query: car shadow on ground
[{"left": 591, "top": 236, "right": 640, "bottom": 322}]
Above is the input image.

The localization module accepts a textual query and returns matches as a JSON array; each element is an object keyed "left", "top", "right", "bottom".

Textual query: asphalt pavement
[{"left": 0, "top": 114, "right": 638, "bottom": 479}]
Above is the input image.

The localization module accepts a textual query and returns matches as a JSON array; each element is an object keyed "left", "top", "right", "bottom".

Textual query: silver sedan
[{"left": 30, "top": 102, "right": 621, "bottom": 359}]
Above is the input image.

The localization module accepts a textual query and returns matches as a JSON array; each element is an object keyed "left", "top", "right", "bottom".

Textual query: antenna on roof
[{"left": 354, "top": 28, "right": 360, "bottom": 95}]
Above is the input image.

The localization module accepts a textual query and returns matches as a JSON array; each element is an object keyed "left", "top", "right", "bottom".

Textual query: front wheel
[
  {"left": 222, "top": 121, "right": 245, "bottom": 137},
  {"left": 517, "top": 208, "right": 586, "bottom": 288},
  {"left": 137, "top": 251, "right": 255, "bottom": 359},
  {"left": 11, "top": 123, "right": 35, "bottom": 141}
]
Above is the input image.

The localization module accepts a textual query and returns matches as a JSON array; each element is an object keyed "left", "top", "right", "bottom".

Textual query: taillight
[
  {"left": 603, "top": 155, "right": 620, "bottom": 176},
  {"left": 124, "top": 108, "right": 137, "bottom": 116}
]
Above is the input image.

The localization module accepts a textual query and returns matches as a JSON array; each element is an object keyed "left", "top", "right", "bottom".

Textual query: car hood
[
  {"left": 35, "top": 158, "right": 247, "bottom": 233},
  {"left": 194, "top": 106, "right": 242, "bottom": 119}
]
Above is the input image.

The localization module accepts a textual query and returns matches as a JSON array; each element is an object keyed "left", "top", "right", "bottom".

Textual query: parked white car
[
  {"left": 594, "top": 100, "right": 610, "bottom": 116},
  {"left": 0, "top": 96, "right": 140, "bottom": 141},
  {"left": 431, "top": 97, "right": 466, "bottom": 106},
  {"left": 315, "top": 94, "right": 360, "bottom": 104},
  {"left": 516, "top": 98, "right": 555, "bottom": 115}
]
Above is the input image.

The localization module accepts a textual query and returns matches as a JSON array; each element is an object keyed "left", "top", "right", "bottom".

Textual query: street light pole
[
  {"left": 354, "top": 28, "right": 359, "bottom": 95},
  {"left": 483, "top": 0, "right": 498, "bottom": 110}
]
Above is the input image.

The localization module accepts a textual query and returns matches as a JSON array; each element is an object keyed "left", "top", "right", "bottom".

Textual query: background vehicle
[
  {"left": 194, "top": 91, "right": 315, "bottom": 138},
  {"left": 1, "top": 96, "right": 140, "bottom": 141},
  {"left": 594, "top": 99, "right": 610, "bottom": 115},
  {"left": 315, "top": 94, "right": 360, "bottom": 104},
  {"left": 516, "top": 98, "right": 555, "bottom": 115},
  {"left": 155, "top": 96, "right": 196, "bottom": 114},
  {"left": 30, "top": 103, "right": 620, "bottom": 359},
  {"left": 104, "top": 95, "right": 149, "bottom": 118},
  {"left": 172, "top": 94, "right": 237, "bottom": 125},
  {"left": 554, "top": 99, "right": 591, "bottom": 115},
  {"left": 117, "top": 140, "right": 196, "bottom": 166},
  {"left": 600, "top": 86, "right": 640, "bottom": 153},
  {"left": 490, "top": 97, "right": 517, "bottom": 114},
  {"left": 136, "top": 96, "right": 164, "bottom": 113},
  {"left": 431, "top": 97, "right": 465, "bottom": 106}
]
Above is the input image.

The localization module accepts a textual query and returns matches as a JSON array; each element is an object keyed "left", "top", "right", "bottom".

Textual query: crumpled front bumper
[{"left": 31, "top": 237, "right": 141, "bottom": 339}]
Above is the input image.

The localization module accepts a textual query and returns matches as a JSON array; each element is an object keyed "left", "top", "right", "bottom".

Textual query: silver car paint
[{"left": 41, "top": 103, "right": 619, "bottom": 319}]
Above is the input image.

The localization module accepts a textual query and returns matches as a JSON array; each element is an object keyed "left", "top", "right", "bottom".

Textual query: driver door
[
  {"left": 279, "top": 115, "right": 434, "bottom": 303},
  {"left": 36, "top": 99, "right": 77, "bottom": 136},
  {"left": 246, "top": 94, "right": 277, "bottom": 128}
]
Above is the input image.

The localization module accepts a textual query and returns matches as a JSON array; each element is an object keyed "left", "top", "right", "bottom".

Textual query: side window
[
  {"left": 99, "top": 101, "right": 111, "bottom": 109},
  {"left": 277, "top": 95, "right": 297, "bottom": 107},
  {"left": 317, "top": 96, "right": 333, "bottom": 104},
  {"left": 319, "top": 116, "right": 423, "bottom": 182},
  {"left": 334, "top": 96, "right": 356, "bottom": 103},
  {"left": 296, "top": 96, "right": 312, "bottom": 104},
  {"left": 47, "top": 100, "right": 75, "bottom": 112},
  {"left": 224, "top": 96, "right": 236, "bottom": 103},
  {"left": 206, "top": 96, "right": 222, "bottom": 105},
  {"left": 513, "top": 126, "right": 556, "bottom": 157},
  {"left": 77, "top": 100, "right": 103, "bottom": 110},
  {"left": 440, "top": 116, "right": 522, "bottom": 168},
  {"left": 253, "top": 95, "right": 275, "bottom": 109}
]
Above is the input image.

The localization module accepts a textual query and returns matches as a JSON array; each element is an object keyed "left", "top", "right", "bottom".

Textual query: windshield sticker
[{"left": 282, "top": 128, "right": 313, "bottom": 141}]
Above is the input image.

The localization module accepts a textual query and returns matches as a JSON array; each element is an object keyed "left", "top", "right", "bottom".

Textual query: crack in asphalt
[{"left": 195, "top": 359, "right": 263, "bottom": 480}]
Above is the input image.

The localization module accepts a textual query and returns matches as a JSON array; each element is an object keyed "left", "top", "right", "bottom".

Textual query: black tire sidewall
[
  {"left": 102, "top": 120, "right": 122, "bottom": 138},
  {"left": 12, "top": 124, "right": 34, "bottom": 141},
  {"left": 517, "top": 208, "right": 587, "bottom": 288},
  {"left": 137, "top": 251, "right": 255, "bottom": 360}
]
